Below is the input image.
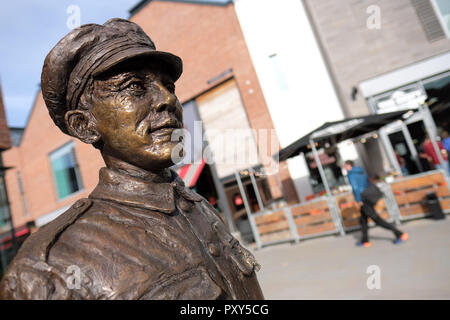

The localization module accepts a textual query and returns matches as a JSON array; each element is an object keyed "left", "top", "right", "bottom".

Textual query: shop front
[
  {"left": 369, "top": 87, "right": 450, "bottom": 177},
  {"left": 235, "top": 110, "right": 450, "bottom": 249},
  {"left": 363, "top": 53, "right": 450, "bottom": 177}
]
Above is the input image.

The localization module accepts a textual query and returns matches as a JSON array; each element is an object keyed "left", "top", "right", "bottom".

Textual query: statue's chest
[{"left": 49, "top": 200, "right": 260, "bottom": 299}]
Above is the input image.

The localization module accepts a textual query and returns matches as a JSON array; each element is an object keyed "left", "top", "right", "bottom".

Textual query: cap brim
[{"left": 93, "top": 46, "right": 183, "bottom": 81}]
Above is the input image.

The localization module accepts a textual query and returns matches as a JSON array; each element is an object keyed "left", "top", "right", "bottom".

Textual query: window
[
  {"left": 432, "top": 0, "right": 450, "bottom": 37},
  {"left": 269, "top": 53, "right": 289, "bottom": 92},
  {"left": 411, "top": 0, "right": 446, "bottom": 41},
  {"left": 49, "top": 141, "right": 83, "bottom": 200},
  {"left": 0, "top": 177, "right": 9, "bottom": 230}
]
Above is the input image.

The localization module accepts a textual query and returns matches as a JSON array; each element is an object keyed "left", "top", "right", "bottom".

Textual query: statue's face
[{"left": 90, "top": 59, "right": 183, "bottom": 171}]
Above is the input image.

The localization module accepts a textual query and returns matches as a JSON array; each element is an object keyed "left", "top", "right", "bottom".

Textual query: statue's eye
[
  {"left": 121, "top": 80, "right": 145, "bottom": 93},
  {"left": 128, "top": 82, "right": 144, "bottom": 91}
]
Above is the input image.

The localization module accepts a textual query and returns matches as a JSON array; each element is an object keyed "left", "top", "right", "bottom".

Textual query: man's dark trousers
[{"left": 359, "top": 202, "right": 403, "bottom": 243}]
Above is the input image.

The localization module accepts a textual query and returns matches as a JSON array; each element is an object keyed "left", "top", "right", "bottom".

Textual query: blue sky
[{"left": 0, "top": 0, "right": 140, "bottom": 128}]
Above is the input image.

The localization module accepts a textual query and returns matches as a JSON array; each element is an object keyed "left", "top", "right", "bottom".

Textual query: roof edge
[
  {"left": 14, "top": 85, "right": 42, "bottom": 148},
  {"left": 129, "top": 0, "right": 152, "bottom": 16},
  {"left": 129, "top": 0, "right": 233, "bottom": 18}
]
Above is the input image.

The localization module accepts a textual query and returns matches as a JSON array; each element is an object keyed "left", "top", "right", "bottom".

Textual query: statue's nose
[{"left": 154, "top": 81, "right": 176, "bottom": 113}]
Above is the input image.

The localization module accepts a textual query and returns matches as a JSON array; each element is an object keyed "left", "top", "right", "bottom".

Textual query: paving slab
[{"left": 250, "top": 217, "right": 450, "bottom": 299}]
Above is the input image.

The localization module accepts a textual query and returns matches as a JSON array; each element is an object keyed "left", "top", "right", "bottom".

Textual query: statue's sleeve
[
  {"left": 0, "top": 199, "right": 93, "bottom": 300},
  {"left": 0, "top": 260, "right": 70, "bottom": 300}
]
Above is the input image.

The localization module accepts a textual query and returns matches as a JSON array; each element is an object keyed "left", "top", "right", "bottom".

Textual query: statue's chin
[
  {"left": 162, "top": 142, "right": 184, "bottom": 165},
  {"left": 139, "top": 145, "right": 182, "bottom": 171}
]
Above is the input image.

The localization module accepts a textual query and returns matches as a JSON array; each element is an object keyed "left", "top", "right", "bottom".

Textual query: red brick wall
[
  {"left": 2, "top": 92, "right": 105, "bottom": 228},
  {"left": 0, "top": 84, "right": 11, "bottom": 150},
  {"left": 132, "top": 2, "right": 275, "bottom": 136}
]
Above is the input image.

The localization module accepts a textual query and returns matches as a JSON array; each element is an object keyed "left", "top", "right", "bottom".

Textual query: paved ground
[{"left": 250, "top": 217, "right": 450, "bottom": 299}]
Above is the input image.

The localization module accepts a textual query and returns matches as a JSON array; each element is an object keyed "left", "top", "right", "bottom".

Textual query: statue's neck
[{"left": 101, "top": 153, "right": 172, "bottom": 183}]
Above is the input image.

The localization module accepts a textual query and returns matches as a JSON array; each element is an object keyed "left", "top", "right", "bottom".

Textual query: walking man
[{"left": 344, "top": 160, "right": 408, "bottom": 247}]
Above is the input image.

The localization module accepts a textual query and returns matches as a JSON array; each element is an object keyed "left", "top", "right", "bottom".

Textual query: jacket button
[
  {"left": 208, "top": 243, "right": 220, "bottom": 257},
  {"left": 72, "top": 200, "right": 84, "bottom": 209}
]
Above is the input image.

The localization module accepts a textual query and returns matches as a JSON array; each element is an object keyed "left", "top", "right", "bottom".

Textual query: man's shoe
[
  {"left": 394, "top": 233, "right": 408, "bottom": 244},
  {"left": 357, "top": 241, "right": 371, "bottom": 247}
]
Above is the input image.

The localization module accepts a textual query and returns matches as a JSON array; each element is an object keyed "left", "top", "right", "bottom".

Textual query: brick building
[
  {"left": 303, "top": 0, "right": 450, "bottom": 176},
  {"left": 303, "top": 0, "right": 450, "bottom": 117},
  {"left": 2, "top": 0, "right": 300, "bottom": 240},
  {"left": 0, "top": 82, "right": 12, "bottom": 235}
]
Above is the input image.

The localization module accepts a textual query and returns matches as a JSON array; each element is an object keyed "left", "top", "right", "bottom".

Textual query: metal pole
[
  {"left": 379, "top": 127, "right": 403, "bottom": 174},
  {"left": 309, "top": 139, "right": 345, "bottom": 235},
  {"left": 401, "top": 121, "right": 423, "bottom": 172},
  {"left": 284, "top": 207, "right": 300, "bottom": 243},
  {"left": 310, "top": 139, "right": 332, "bottom": 196},
  {"left": 248, "top": 168, "right": 264, "bottom": 213},
  {"left": 234, "top": 170, "right": 262, "bottom": 249}
]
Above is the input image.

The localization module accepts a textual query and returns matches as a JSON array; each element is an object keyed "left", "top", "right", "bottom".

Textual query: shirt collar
[{"left": 89, "top": 167, "right": 202, "bottom": 214}]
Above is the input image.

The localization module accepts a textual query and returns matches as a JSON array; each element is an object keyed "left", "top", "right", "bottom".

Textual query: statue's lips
[
  {"left": 149, "top": 119, "right": 182, "bottom": 136},
  {"left": 137, "top": 118, "right": 182, "bottom": 137}
]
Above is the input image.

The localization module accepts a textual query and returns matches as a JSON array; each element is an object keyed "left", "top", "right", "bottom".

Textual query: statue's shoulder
[
  {"left": 16, "top": 198, "right": 93, "bottom": 263},
  {"left": 0, "top": 198, "right": 93, "bottom": 300}
]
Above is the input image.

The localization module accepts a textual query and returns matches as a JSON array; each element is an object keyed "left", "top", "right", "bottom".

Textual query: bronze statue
[{"left": 0, "top": 18, "right": 264, "bottom": 300}]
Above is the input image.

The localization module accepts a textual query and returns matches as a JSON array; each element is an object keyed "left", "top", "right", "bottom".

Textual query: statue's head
[{"left": 41, "top": 18, "right": 183, "bottom": 172}]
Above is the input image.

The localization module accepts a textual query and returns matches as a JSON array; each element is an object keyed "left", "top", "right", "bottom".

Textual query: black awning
[{"left": 276, "top": 110, "right": 413, "bottom": 162}]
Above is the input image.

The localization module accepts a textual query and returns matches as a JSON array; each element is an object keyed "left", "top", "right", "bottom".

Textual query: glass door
[{"left": 387, "top": 130, "right": 418, "bottom": 175}]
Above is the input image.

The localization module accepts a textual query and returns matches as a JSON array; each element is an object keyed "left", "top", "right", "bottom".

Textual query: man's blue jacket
[{"left": 347, "top": 166, "right": 369, "bottom": 202}]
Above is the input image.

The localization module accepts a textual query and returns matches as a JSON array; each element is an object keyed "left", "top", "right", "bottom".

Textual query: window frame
[
  {"left": 268, "top": 52, "right": 289, "bottom": 92},
  {"left": 431, "top": 0, "right": 450, "bottom": 38},
  {"left": 0, "top": 175, "right": 9, "bottom": 230},
  {"left": 48, "top": 141, "right": 84, "bottom": 201}
]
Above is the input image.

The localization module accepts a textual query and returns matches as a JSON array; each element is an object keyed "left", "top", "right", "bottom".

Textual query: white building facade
[{"left": 234, "top": 0, "right": 358, "bottom": 200}]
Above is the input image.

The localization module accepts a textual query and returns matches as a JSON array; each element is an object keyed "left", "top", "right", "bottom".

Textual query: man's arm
[{"left": 347, "top": 174, "right": 362, "bottom": 203}]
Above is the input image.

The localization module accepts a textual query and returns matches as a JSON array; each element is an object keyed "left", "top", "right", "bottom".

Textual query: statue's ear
[{"left": 65, "top": 109, "right": 101, "bottom": 144}]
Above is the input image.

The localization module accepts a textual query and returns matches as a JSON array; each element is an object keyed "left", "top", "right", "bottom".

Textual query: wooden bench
[
  {"left": 254, "top": 209, "right": 294, "bottom": 244},
  {"left": 254, "top": 198, "right": 338, "bottom": 244},
  {"left": 290, "top": 199, "right": 336, "bottom": 237},
  {"left": 389, "top": 171, "right": 450, "bottom": 218}
]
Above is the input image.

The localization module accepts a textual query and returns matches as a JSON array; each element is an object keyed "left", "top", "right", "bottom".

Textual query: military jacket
[{"left": 0, "top": 167, "right": 263, "bottom": 300}]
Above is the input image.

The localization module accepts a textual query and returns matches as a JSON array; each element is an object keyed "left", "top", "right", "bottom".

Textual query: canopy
[
  {"left": 174, "top": 159, "right": 206, "bottom": 188},
  {"left": 276, "top": 110, "right": 413, "bottom": 161}
]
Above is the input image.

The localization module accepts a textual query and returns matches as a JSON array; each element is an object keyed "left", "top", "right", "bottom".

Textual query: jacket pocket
[{"left": 212, "top": 221, "right": 261, "bottom": 276}]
